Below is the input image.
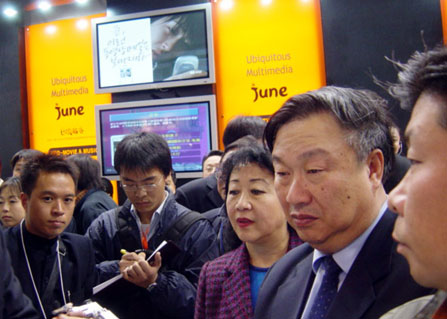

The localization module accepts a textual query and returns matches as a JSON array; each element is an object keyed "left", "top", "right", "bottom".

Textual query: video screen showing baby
[{"left": 97, "top": 9, "right": 209, "bottom": 88}]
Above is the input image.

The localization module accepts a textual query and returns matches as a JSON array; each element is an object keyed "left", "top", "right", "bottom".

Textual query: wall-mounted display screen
[
  {"left": 95, "top": 95, "right": 218, "bottom": 179},
  {"left": 92, "top": 3, "right": 215, "bottom": 93}
]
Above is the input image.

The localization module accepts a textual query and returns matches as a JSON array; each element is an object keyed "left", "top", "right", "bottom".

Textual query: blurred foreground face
[
  {"left": 226, "top": 163, "right": 286, "bottom": 246},
  {"left": 0, "top": 187, "right": 25, "bottom": 227},
  {"left": 389, "top": 92, "right": 447, "bottom": 290}
]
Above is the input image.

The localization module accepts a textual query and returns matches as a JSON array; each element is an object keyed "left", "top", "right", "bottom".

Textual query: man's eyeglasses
[{"left": 121, "top": 178, "right": 160, "bottom": 193}]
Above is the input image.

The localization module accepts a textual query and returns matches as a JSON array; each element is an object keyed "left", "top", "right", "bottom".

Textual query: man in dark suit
[
  {"left": 175, "top": 172, "right": 223, "bottom": 213},
  {"left": 175, "top": 115, "right": 266, "bottom": 213},
  {"left": 4, "top": 154, "right": 97, "bottom": 319},
  {"left": 254, "top": 87, "right": 433, "bottom": 319}
]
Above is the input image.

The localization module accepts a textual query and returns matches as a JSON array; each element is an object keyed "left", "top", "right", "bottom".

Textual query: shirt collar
[
  {"left": 312, "top": 200, "right": 388, "bottom": 274},
  {"left": 130, "top": 190, "right": 169, "bottom": 225}
]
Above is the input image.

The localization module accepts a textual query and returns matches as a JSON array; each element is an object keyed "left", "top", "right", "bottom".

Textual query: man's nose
[
  {"left": 388, "top": 182, "right": 405, "bottom": 216},
  {"left": 52, "top": 199, "right": 65, "bottom": 215},
  {"left": 286, "top": 176, "right": 312, "bottom": 205}
]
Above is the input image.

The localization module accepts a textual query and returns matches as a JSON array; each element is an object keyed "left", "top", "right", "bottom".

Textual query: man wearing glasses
[{"left": 86, "top": 132, "right": 219, "bottom": 319}]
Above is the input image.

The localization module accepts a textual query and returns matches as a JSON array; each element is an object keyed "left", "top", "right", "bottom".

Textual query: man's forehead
[
  {"left": 31, "top": 173, "right": 76, "bottom": 196},
  {"left": 405, "top": 93, "right": 443, "bottom": 141},
  {"left": 120, "top": 167, "right": 163, "bottom": 179}
]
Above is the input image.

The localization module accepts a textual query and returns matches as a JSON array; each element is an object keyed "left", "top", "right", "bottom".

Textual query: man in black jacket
[
  {"left": 86, "top": 132, "right": 219, "bottom": 319},
  {"left": 5, "top": 154, "right": 97, "bottom": 319},
  {"left": 0, "top": 228, "right": 39, "bottom": 319}
]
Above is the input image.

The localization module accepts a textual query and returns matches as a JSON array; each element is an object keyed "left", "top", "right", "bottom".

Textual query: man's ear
[
  {"left": 366, "top": 149, "right": 385, "bottom": 187},
  {"left": 20, "top": 192, "right": 29, "bottom": 209}
]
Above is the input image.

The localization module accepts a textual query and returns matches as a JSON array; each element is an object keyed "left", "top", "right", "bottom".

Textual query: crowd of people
[{"left": 1, "top": 45, "right": 447, "bottom": 319}]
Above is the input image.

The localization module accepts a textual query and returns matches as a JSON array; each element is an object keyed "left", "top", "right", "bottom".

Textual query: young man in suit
[
  {"left": 379, "top": 46, "right": 447, "bottom": 318},
  {"left": 4, "top": 154, "right": 97, "bottom": 319},
  {"left": 253, "top": 86, "right": 433, "bottom": 319}
]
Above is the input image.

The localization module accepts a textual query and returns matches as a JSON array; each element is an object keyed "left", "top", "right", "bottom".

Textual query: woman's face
[
  {"left": 226, "top": 163, "right": 287, "bottom": 246},
  {"left": 151, "top": 16, "right": 184, "bottom": 60},
  {"left": 0, "top": 187, "right": 25, "bottom": 227}
]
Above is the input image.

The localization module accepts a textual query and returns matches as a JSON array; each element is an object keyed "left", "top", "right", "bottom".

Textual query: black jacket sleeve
[{"left": 0, "top": 229, "right": 40, "bottom": 319}]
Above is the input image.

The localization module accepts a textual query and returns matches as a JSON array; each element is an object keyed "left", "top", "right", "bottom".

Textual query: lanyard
[{"left": 20, "top": 220, "right": 68, "bottom": 319}]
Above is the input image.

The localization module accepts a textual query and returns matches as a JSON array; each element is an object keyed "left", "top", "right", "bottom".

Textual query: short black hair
[
  {"left": 222, "top": 135, "right": 260, "bottom": 160},
  {"left": 169, "top": 169, "right": 177, "bottom": 185},
  {"left": 67, "top": 154, "right": 102, "bottom": 192},
  {"left": 114, "top": 132, "right": 172, "bottom": 177},
  {"left": 10, "top": 149, "right": 44, "bottom": 170},
  {"left": 101, "top": 177, "right": 114, "bottom": 197},
  {"left": 387, "top": 45, "right": 447, "bottom": 130},
  {"left": 21, "top": 154, "right": 79, "bottom": 197},
  {"left": 202, "top": 150, "right": 223, "bottom": 167},
  {"left": 222, "top": 116, "right": 267, "bottom": 148},
  {"left": 264, "top": 86, "right": 395, "bottom": 182}
]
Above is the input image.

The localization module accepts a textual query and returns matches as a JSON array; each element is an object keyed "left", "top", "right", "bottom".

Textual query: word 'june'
[
  {"left": 251, "top": 85, "right": 287, "bottom": 102},
  {"left": 55, "top": 103, "right": 84, "bottom": 120}
]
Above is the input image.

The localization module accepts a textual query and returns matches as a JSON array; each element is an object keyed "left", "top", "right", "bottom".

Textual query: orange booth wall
[
  {"left": 25, "top": 2, "right": 325, "bottom": 156},
  {"left": 212, "top": 0, "right": 326, "bottom": 148}
]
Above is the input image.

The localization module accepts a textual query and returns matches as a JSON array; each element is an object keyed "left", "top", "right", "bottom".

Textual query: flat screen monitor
[
  {"left": 92, "top": 3, "right": 215, "bottom": 93},
  {"left": 95, "top": 95, "right": 218, "bottom": 179}
]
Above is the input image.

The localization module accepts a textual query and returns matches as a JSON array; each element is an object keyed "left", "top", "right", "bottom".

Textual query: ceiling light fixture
[
  {"left": 76, "top": 19, "right": 89, "bottom": 30},
  {"left": 3, "top": 7, "right": 18, "bottom": 17},
  {"left": 219, "top": 0, "right": 234, "bottom": 11},
  {"left": 37, "top": 1, "right": 52, "bottom": 12},
  {"left": 45, "top": 25, "right": 57, "bottom": 34},
  {"left": 76, "top": 0, "right": 89, "bottom": 5}
]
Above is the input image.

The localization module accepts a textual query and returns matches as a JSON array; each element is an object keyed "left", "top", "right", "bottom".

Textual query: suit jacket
[
  {"left": 195, "top": 231, "right": 302, "bottom": 319},
  {"left": 5, "top": 225, "right": 97, "bottom": 318},
  {"left": 175, "top": 174, "right": 224, "bottom": 213},
  {"left": 73, "top": 188, "right": 117, "bottom": 235},
  {"left": 0, "top": 229, "right": 39, "bottom": 319},
  {"left": 254, "top": 210, "right": 434, "bottom": 319}
]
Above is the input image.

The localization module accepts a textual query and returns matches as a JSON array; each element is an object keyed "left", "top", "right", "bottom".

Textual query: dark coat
[
  {"left": 195, "top": 231, "right": 302, "bottom": 319},
  {"left": 86, "top": 193, "right": 220, "bottom": 319},
  {"left": 0, "top": 229, "right": 40, "bottom": 319},
  {"left": 5, "top": 225, "right": 97, "bottom": 319},
  {"left": 254, "top": 210, "right": 435, "bottom": 319},
  {"left": 175, "top": 174, "right": 224, "bottom": 213},
  {"left": 73, "top": 188, "right": 117, "bottom": 235}
]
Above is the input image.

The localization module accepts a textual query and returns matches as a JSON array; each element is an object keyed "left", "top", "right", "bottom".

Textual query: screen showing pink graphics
[{"left": 95, "top": 95, "right": 218, "bottom": 179}]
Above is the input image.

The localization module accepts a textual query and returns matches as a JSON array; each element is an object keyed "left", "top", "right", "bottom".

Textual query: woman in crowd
[
  {"left": 0, "top": 177, "right": 25, "bottom": 228},
  {"left": 195, "top": 145, "right": 301, "bottom": 319}
]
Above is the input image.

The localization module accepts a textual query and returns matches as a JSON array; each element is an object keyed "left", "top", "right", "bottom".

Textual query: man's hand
[{"left": 120, "top": 252, "right": 162, "bottom": 288}]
